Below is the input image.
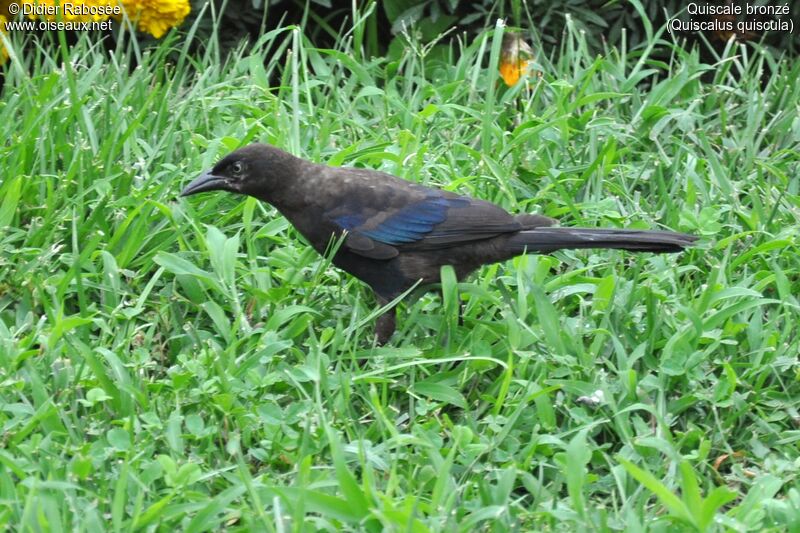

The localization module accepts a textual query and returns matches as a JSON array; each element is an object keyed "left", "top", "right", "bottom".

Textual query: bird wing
[{"left": 322, "top": 169, "right": 522, "bottom": 260}]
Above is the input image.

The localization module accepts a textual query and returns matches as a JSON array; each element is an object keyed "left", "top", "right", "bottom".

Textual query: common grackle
[{"left": 181, "top": 143, "right": 697, "bottom": 344}]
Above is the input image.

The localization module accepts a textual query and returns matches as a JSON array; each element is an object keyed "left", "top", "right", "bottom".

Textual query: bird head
[{"left": 180, "top": 143, "right": 299, "bottom": 200}]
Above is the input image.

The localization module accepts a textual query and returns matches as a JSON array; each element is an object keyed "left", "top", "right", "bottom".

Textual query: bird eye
[{"left": 231, "top": 161, "right": 244, "bottom": 176}]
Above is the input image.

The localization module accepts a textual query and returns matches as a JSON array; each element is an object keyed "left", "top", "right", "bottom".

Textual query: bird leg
[{"left": 375, "top": 296, "right": 397, "bottom": 345}]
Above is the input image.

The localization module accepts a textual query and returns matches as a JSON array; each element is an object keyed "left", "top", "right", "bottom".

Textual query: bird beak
[{"left": 180, "top": 171, "right": 229, "bottom": 197}]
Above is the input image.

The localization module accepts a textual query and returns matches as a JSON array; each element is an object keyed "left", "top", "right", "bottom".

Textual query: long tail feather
[{"left": 507, "top": 227, "right": 698, "bottom": 254}]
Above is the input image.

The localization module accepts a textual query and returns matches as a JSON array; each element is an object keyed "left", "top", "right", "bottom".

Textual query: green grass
[{"left": 1, "top": 10, "right": 799, "bottom": 532}]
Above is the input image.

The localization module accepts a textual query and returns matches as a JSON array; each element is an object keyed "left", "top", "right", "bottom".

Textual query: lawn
[{"left": 1, "top": 8, "right": 799, "bottom": 532}]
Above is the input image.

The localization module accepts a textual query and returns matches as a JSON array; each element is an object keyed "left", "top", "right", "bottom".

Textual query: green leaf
[
  {"left": 86, "top": 388, "right": 112, "bottom": 404},
  {"left": 48, "top": 314, "right": 94, "bottom": 349},
  {"left": 679, "top": 461, "right": 703, "bottom": 520},
  {"left": 268, "top": 487, "right": 364, "bottom": 523},
  {"left": 201, "top": 300, "right": 231, "bottom": 341},
  {"left": 166, "top": 411, "right": 184, "bottom": 454},
  {"left": 185, "top": 485, "right": 248, "bottom": 532},
  {"left": 325, "top": 429, "right": 369, "bottom": 520},
  {"left": 412, "top": 381, "right": 468, "bottom": 409},
  {"left": 133, "top": 494, "right": 174, "bottom": 529},
  {"left": 699, "top": 486, "right": 737, "bottom": 531},
  {"left": 730, "top": 474, "right": 783, "bottom": 524},
  {"left": 0, "top": 175, "right": 22, "bottom": 227},
  {"left": 531, "top": 284, "right": 567, "bottom": 354},
  {"left": 107, "top": 428, "right": 131, "bottom": 451},
  {"left": 205, "top": 225, "right": 239, "bottom": 286},
  {"left": 593, "top": 275, "right": 615, "bottom": 312},
  {"left": 154, "top": 251, "right": 213, "bottom": 278},
  {"left": 562, "top": 428, "right": 591, "bottom": 517},
  {"left": 618, "top": 457, "right": 694, "bottom": 526}
]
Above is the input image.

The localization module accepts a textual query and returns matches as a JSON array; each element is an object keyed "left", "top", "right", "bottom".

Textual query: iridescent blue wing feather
[{"left": 323, "top": 170, "right": 522, "bottom": 259}]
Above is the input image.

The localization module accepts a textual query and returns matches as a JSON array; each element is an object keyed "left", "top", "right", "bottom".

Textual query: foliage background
[
  {"left": 193, "top": 0, "right": 800, "bottom": 57},
  {"left": 0, "top": 0, "right": 798, "bottom": 531}
]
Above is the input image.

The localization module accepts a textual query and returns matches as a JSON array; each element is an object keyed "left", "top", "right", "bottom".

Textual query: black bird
[{"left": 181, "top": 143, "right": 696, "bottom": 344}]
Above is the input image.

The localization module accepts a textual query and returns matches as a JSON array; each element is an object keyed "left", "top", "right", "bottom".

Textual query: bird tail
[{"left": 506, "top": 227, "right": 697, "bottom": 254}]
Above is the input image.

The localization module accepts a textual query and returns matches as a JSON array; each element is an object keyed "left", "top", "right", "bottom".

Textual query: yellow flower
[
  {"left": 1, "top": 0, "right": 16, "bottom": 18},
  {"left": 119, "top": 0, "right": 190, "bottom": 39},
  {"left": 24, "top": 0, "right": 115, "bottom": 23},
  {"left": 0, "top": 15, "right": 7, "bottom": 65},
  {"left": 499, "top": 32, "right": 536, "bottom": 87}
]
